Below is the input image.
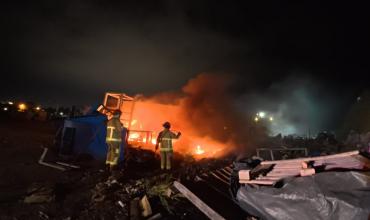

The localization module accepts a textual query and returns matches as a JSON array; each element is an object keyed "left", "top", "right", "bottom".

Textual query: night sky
[{"left": 1, "top": 1, "right": 370, "bottom": 106}]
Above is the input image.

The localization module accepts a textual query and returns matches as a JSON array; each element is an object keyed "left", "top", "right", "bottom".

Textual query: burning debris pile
[{"left": 127, "top": 73, "right": 257, "bottom": 159}]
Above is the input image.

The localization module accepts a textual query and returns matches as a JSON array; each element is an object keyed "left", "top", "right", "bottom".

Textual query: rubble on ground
[
  {"left": 2, "top": 146, "right": 225, "bottom": 219},
  {"left": 24, "top": 183, "right": 55, "bottom": 204}
]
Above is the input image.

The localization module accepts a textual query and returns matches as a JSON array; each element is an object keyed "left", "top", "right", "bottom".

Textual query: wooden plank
[
  {"left": 215, "top": 170, "right": 231, "bottom": 181},
  {"left": 273, "top": 167, "right": 301, "bottom": 170},
  {"left": 173, "top": 181, "right": 226, "bottom": 220},
  {"left": 267, "top": 169, "right": 300, "bottom": 173},
  {"left": 325, "top": 165, "right": 365, "bottom": 170},
  {"left": 221, "top": 168, "right": 232, "bottom": 175},
  {"left": 301, "top": 161, "right": 309, "bottom": 169},
  {"left": 266, "top": 174, "right": 297, "bottom": 178},
  {"left": 315, "top": 158, "right": 361, "bottom": 163},
  {"left": 250, "top": 164, "right": 274, "bottom": 179},
  {"left": 140, "top": 195, "right": 152, "bottom": 217},
  {"left": 314, "top": 161, "right": 363, "bottom": 167},
  {"left": 267, "top": 172, "right": 300, "bottom": 176},
  {"left": 266, "top": 172, "right": 299, "bottom": 176},
  {"left": 300, "top": 168, "right": 315, "bottom": 176},
  {"left": 239, "top": 180, "right": 276, "bottom": 185},
  {"left": 269, "top": 169, "right": 301, "bottom": 172},
  {"left": 261, "top": 150, "right": 359, "bottom": 165},
  {"left": 210, "top": 172, "right": 230, "bottom": 186},
  {"left": 225, "top": 166, "right": 233, "bottom": 172},
  {"left": 256, "top": 176, "right": 282, "bottom": 181},
  {"left": 267, "top": 173, "right": 300, "bottom": 178},
  {"left": 238, "top": 170, "right": 250, "bottom": 180},
  {"left": 352, "top": 155, "right": 370, "bottom": 168},
  {"left": 273, "top": 164, "right": 302, "bottom": 168}
]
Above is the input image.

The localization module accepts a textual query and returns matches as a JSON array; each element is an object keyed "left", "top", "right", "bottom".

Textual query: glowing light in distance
[
  {"left": 59, "top": 112, "right": 64, "bottom": 116},
  {"left": 35, "top": 106, "right": 41, "bottom": 111},
  {"left": 254, "top": 117, "right": 259, "bottom": 122},
  {"left": 269, "top": 117, "right": 274, "bottom": 121},
  {"left": 258, "top": 112, "right": 266, "bottom": 118},
  {"left": 18, "top": 103, "right": 26, "bottom": 111},
  {"left": 3, "top": 107, "right": 8, "bottom": 111},
  {"left": 8, "top": 101, "right": 14, "bottom": 105}
]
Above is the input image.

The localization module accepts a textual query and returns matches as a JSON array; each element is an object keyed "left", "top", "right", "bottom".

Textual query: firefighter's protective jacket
[
  {"left": 157, "top": 129, "right": 179, "bottom": 152},
  {"left": 106, "top": 115, "right": 122, "bottom": 142}
]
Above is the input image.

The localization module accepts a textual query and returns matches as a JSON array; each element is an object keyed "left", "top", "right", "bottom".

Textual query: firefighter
[
  {"left": 105, "top": 110, "right": 123, "bottom": 172},
  {"left": 155, "top": 122, "right": 181, "bottom": 170}
]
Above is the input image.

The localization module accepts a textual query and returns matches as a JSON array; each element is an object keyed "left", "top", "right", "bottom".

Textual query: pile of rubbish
[
  {"left": 233, "top": 149, "right": 370, "bottom": 220},
  {"left": 12, "top": 140, "right": 370, "bottom": 220},
  {"left": 19, "top": 169, "right": 210, "bottom": 219},
  {"left": 12, "top": 146, "right": 238, "bottom": 219}
]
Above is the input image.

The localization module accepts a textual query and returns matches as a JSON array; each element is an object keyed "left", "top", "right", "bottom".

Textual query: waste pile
[
  {"left": 3, "top": 146, "right": 239, "bottom": 220},
  {"left": 232, "top": 149, "right": 370, "bottom": 220}
]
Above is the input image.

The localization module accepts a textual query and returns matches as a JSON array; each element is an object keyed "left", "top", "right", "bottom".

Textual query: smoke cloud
[
  {"left": 237, "top": 75, "right": 350, "bottom": 136},
  {"left": 131, "top": 73, "right": 348, "bottom": 158}
]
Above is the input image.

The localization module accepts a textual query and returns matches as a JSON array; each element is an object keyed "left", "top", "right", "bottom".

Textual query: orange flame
[
  {"left": 126, "top": 99, "right": 233, "bottom": 159},
  {"left": 195, "top": 145, "right": 205, "bottom": 155},
  {"left": 124, "top": 73, "right": 244, "bottom": 159}
]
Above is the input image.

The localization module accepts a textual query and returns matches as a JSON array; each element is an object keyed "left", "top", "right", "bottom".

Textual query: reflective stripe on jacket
[
  {"left": 106, "top": 137, "right": 121, "bottom": 142},
  {"left": 106, "top": 116, "right": 122, "bottom": 142}
]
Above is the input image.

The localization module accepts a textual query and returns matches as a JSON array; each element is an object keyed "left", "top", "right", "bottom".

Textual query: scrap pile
[
  {"left": 234, "top": 150, "right": 370, "bottom": 220},
  {"left": 238, "top": 150, "right": 370, "bottom": 185}
]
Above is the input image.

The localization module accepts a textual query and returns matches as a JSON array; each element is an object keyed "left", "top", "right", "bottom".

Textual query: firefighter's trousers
[
  {"left": 160, "top": 150, "right": 173, "bottom": 170},
  {"left": 106, "top": 141, "right": 121, "bottom": 166}
]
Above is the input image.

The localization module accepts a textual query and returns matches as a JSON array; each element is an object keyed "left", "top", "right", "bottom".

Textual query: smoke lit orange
[{"left": 124, "top": 74, "right": 244, "bottom": 159}]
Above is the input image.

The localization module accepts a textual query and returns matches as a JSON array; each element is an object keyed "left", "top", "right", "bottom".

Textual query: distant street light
[
  {"left": 18, "top": 103, "right": 27, "bottom": 111},
  {"left": 258, "top": 112, "right": 266, "bottom": 118},
  {"left": 254, "top": 117, "right": 259, "bottom": 122},
  {"left": 8, "top": 101, "right": 13, "bottom": 105},
  {"left": 35, "top": 106, "right": 41, "bottom": 111},
  {"left": 3, "top": 107, "right": 8, "bottom": 111},
  {"left": 269, "top": 117, "right": 274, "bottom": 121}
]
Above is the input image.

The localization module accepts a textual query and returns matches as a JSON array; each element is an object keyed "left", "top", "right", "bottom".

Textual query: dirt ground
[
  {"left": 0, "top": 116, "right": 69, "bottom": 218},
  {"left": 0, "top": 117, "right": 60, "bottom": 199}
]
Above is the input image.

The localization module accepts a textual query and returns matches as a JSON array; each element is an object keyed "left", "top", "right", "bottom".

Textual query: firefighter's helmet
[
  {"left": 113, "top": 110, "right": 121, "bottom": 116},
  {"left": 163, "top": 121, "right": 171, "bottom": 129}
]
